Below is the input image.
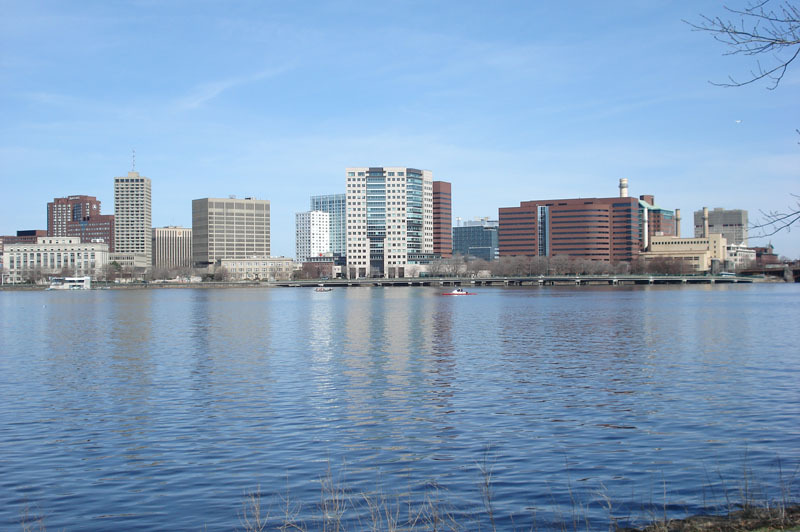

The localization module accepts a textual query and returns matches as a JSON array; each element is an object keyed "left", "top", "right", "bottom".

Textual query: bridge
[{"left": 273, "top": 274, "right": 758, "bottom": 288}]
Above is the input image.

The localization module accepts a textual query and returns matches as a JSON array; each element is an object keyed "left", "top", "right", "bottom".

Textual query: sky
[{"left": 1, "top": 0, "right": 798, "bottom": 258}]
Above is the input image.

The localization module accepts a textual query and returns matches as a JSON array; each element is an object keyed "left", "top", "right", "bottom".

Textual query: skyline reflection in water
[{"left": 0, "top": 284, "right": 798, "bottom": 531}]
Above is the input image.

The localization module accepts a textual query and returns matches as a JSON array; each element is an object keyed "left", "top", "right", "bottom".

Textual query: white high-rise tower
[
  {"left": 345, "top": 166, "right": 433, "bottom": 279},
  {"left": 295, "top": 211, "right": 331, "bottom": 262}
]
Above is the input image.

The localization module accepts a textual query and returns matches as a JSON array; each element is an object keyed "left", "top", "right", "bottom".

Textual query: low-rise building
[
  {"left": 725, "top": 243, "right": 756, "bottom": 270},
  {"left": 640, "top": 233, "right": 727, "bottom": 272},
  {"left": 4, "top": 237, "right": 109, "bottom": 284},
  {"left": 218, "top": 257, "right": 294, "bottom": 281}
]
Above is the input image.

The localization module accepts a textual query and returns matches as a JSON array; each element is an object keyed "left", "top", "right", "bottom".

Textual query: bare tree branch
[
  {"left": 685, "top": 0, "right": 800, "bottom": 89},
  {"left": 749, "top": 194, "right": 800, "bottom": 237}
]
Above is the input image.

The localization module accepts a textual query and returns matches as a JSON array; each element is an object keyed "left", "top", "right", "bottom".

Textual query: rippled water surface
[{"left": 1, "top": 284, "right": 798, "bottom": 530}]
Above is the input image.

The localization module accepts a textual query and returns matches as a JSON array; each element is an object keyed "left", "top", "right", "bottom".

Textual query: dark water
[{"left": 1, "top": 284, "right": 798, "bottom": 530}]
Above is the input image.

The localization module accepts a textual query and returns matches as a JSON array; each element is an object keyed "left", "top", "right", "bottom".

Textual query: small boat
[
  {"left": 314, "top": 287, "right": 333, "bottom": 292},
  {"left": 441, "top": 288, "right": 476, "bottom": 296}
]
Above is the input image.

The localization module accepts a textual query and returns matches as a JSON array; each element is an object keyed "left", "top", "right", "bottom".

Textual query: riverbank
[
  {"left": 2, "top": 272, "right": 786, "bottom": 292},
  {"left": 620, "top": 504, "right": 800, "bottom": 531}
]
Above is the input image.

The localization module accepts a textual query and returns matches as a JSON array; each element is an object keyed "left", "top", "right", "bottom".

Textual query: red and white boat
[{"left": 441, "top": 288, "right": 476, "bottom": 296}]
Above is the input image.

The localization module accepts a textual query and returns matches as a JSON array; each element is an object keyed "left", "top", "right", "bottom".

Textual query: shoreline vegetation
[
  {"left": 19, "top": 460, "right": 800, "bottom": 531},
  {"left": 233, "top": 466, "right": 800, "bottom": 532}
]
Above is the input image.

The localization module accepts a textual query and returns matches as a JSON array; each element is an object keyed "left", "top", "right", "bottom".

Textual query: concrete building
[
  {"left": 192, "top": 197, "right": 270, "bottom": 267},
  {"left": 114, "top": 171, "right": 152, "bottom": 267},
  {"left": 152, "top": 226, "right": 193, "bottom": 270},
  {"left": 310, "top": 194, "right": 346, "bottom": 256},
  {"left": 219, "top": 256, "right": 293, "bottom": 281},
  {"left": 346, "top": 166, "right": 434, "bottom": 278},
  {"left": 4, "top": 236, "right": 109, "bottom": 284},
  {"left": 295, "top": 210, "right": 330, "bottom": 262},
  {"left": 433, "top": 181, "right": 452, "bottom": 258},
  {"left": 694, "top": 207, "right": 748, "bottom": 245},
  {"left": 453, "top": 218, "right": 499, "bottom": 261}
]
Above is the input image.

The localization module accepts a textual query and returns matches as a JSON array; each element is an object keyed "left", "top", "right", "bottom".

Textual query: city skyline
[{"left": 2, "top": 2, "right": 798, "bottom": 258}]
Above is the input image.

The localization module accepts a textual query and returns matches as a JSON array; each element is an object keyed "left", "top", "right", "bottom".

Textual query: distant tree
[
  {"left": 147, "top": 267, "right": 170, "bottom": 281},
  {"left": 549, "top": 255, "right": 571, "bottom": 275},
  {"left": 213, "top": 267, "right": 230, "bottom": 282},
  {"left": 59, "top": 266, "right": 75, "bottom": 277},
  {"left": 25, "top": 267, "right": 44, "bottom": 284}
]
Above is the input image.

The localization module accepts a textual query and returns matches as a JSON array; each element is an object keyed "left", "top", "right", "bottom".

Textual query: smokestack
[
  {"left": 675, "top": 209, "right": 681, "bottom": 238},
  {"left": 619, "top": 178, "right": 628, "bottom": 198},
  {"left": 702, "top": 207, "right": 709, "bottom": 238}
]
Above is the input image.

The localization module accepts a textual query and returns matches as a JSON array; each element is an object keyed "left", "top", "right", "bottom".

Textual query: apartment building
[
  {"left": 310, "top": 194, "right": 346, "bottom": 257},
  {"left": 296, "top": 210, "right": 330, "bottom": 262}
]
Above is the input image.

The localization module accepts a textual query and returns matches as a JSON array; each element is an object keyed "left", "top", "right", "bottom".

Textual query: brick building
[
  {"left": 433, "top": 181, "right": 452, "bottom": 258},
  {"left": 498, "top": 180, "right": 676, "bottom": 262}
]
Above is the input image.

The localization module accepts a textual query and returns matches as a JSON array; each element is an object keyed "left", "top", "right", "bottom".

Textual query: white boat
[
  {"left": 314, "top": 286, "right": 333, "bottom": 292},
  {"left": 47, "top": 276, "right": 92, "bottom": 290}
]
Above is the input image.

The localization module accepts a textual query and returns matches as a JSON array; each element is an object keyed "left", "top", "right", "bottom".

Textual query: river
[{"left": 1, "top": 284, "right": 798, "bottom": 530}]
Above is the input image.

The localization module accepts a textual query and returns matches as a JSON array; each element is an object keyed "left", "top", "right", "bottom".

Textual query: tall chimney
[
  {"left": 675, "top": 208, "right": 681, "bottom": 238},
  {"left": 619, "top": 178, "right": 628, "bottom": 198},
  {"left": 702, "top": 206, "right": 709, "bottom": 238}
]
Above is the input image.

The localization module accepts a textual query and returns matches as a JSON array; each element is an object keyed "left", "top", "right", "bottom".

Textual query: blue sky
[{"left": 2, "top": 1, "right": 798, "bottom": 258}]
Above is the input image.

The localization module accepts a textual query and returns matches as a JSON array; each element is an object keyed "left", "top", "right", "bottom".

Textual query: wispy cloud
[{"left": 175, "top": 66, "right": 291, "bottom": 110}]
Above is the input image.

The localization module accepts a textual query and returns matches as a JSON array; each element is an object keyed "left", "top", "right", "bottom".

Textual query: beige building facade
[
  {"left": 4, "top": 237, "right": 109, "bottom": 283},
  {"left": 192, "top": 197, "right": 270, "bottom": 266},
  {"left": 219, "top": 256, "right": 294, "bottom": 281},
  {"left": 641, "top": 233, "right": 727, "bottom": 272},
  {"left": 114, "top": 171, "right": 152, "bottom": 267},
  {"left": 153, "top": 226, "right": 193, "bottom": 270}
]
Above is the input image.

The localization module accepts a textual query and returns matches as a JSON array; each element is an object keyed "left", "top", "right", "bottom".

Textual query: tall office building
[
  {"left": 433, "top": 181, "right": 452, "bottom": 258},
  {"left": 693, "top": 207, "right": 748, "bottom": 245},
  {"left": 295, "top": 211, "right": 330, "bottom": 262},
  {"left": 152, "top": 226, "right": 193, "bottom": 270},
  {"left": 192, "top": 197, "right": 270, "bottom": 267},
  {"left": 310, "top": 194, "right": 346, "bottom": 256},
  {"left": 345, "top": 166, "right": 433, "bottom": 279},
  {"left": 113, "top": 171, "right": 152, "bottom": 267},
  {"left": 453, "top": 218, "right": 499, "bottom": 261}
]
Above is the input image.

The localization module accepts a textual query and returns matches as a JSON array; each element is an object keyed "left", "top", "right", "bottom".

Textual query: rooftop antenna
[{"left": 131, "top": 149, "right": 136, "bottom": 172}]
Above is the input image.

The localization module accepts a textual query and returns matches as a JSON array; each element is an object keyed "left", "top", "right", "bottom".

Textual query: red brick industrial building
[{"left": 498, "top": 180, "right": 677, "bottom": 262}]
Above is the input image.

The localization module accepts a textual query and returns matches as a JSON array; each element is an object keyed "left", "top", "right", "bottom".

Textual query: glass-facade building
[
  {"left": 453, "top": 220, "right": 499, "bottom": 261},
  {"left": 310, "top": 194, "right": 346, "bottom": 256}
]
